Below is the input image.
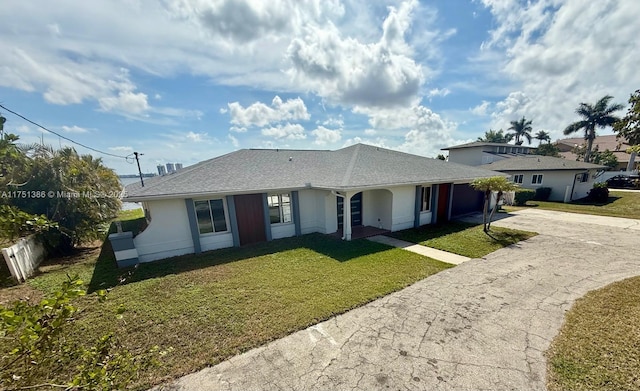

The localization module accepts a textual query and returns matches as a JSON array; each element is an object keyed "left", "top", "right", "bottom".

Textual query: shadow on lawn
[
  {"left": 88, "top": 226, "right": 391, "bottom": 293},
  {"left": 528, "top": 195, "right": 621, "bottom": 207}
]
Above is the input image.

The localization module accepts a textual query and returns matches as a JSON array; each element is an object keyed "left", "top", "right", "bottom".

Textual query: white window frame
[
  {"left": 420, "top": 186, "right": 431, "bottom": 212},
  {"left": 268, "top": 193, "right": 292, "bottom": 225},
  {"left": 512, "top": 174, "right": 524, "bottom": 184},
  {"left": 194, "top": 198, "right": 229, "bottom": 235},
  {"left": 531, "top": 174, "right": 544, "bottom": 185},
  {"left": 577, "top": 172, "right": 589, "bottom": 183}
]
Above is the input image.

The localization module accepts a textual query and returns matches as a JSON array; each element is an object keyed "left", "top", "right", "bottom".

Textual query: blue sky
[{"left": 1, "top": 0, "right": 638, "bottom": 174}]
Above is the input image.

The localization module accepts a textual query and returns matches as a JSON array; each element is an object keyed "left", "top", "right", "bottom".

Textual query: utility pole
[{"left": 134, "top": 152, "right": 144, "bottom": 187}]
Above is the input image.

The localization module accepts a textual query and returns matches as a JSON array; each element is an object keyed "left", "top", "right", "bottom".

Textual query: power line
[{"left": 0, "top": 103, "right": 131, "bottom": 159}]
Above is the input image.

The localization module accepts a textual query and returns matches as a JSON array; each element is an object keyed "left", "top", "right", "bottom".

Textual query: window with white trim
[
  {"left": 577, "top": 173, "right": 589, "bottom": 183},
  {"left": 421, "top": 186, "right": 431, "bottom": 212},
  {"left": 512, "top": 174, "right": 524, "bottom": 184},
  {"left": 532, "top": 174, "right": 544, "bottom": 185},
  {"left": 268, "top": 193, "right": 292, "bottom": 224},
  {"left": 194, "top": 199, "right": 228, "bottom": 234}
]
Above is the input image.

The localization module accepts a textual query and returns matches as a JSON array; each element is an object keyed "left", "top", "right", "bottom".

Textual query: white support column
[{"left": 343, "top": 191, "right": 353, "bottom": 241}]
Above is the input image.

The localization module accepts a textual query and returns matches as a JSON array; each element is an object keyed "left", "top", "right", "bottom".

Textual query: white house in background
[
  {"left": 123, "top": 144, "right": 501, "bottom": 263},
  {"left": 478, "top": 156, "right": 606, "bottom": 202},
  {"left": 441, "top": 141, "right": 534, "bottom": 166}
]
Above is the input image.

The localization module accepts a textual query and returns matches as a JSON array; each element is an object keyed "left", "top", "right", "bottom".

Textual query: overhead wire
[{"left": 0, "top": 103, "right": 132, "bottom": 160}]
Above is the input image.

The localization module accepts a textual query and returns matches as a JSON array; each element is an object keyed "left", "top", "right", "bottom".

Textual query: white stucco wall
[
  {"left": 271, "top": 223, "right": 296, "bottom": 239},
  {"left": 448, "top": 149, "right": 484, "bottom": 166},
  {"left": 390, "top": 186, "right": 416, "bottom": 231},
  {"left": 324, "top": 192, "right": 338, "bottom": 234},
  {"left": 134, "top": 199, "right": 195, "bottom": 262},
  {"left": 298, "top": 189, "right": 328, "bottom": 234},
  {"left": 199, "top": 232, "right": 234, "bottom": 252},
  {"left": 363, "top": 189, "right": 393, "bottom": 230},
  {"left": 508, "top": 170, "right": 595, "bottom": 202}
]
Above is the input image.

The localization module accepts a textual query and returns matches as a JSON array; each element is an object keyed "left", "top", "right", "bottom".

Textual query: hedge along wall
[{"left": 1, "top": 235, "right": 47, "bottom": 282}]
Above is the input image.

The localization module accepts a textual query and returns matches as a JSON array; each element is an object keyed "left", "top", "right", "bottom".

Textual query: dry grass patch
[{"left": 547, "top": 276, "right": 640, "bottom": 391}]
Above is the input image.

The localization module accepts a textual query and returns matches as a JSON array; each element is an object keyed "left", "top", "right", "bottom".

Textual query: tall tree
[
  {"left": 471, "top": 176, "right": 518, "bottom": 232},
  {"left": 534, "top": 130, "right": 551, "bottom": 145},
  {"left": 507, "top": 116, "right": 533, "bottom": 145},
  {"left": 613, "top": 89, "right": 640, "bottom": 146},
  {"left": 477, "top": 129, "right": 513, "bottom": 143},
  {"left": 563, "top": 95, "right": 624, "bottom": 163}
]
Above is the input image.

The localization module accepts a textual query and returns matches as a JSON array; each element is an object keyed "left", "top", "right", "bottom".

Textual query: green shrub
[
  {"left": 514, "top": 189, "right": 535, "bottom": 206},
  {"left": 588, "top": 183, "right": 609, "bottom": 203},
  {"left": 534, "top": 187, "right": 552, "bottom": 201}
]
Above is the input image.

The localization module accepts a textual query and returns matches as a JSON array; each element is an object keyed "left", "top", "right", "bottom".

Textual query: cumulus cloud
[
  {"left": 356, "top": 104, "right": 459, "bottom": 156},
  {"left": 470, "top": 100, "right": 491, "bottom": 116},
  {"left": 479, "top": 0, "right": 640, "bottom": 138},
  {"left": 227, "top": 134, "right": 239, "bottom": 147},
  {"left": 261, "top": 123, "right": 306, "bottom": 140},
  {"left": 109, "top": 146, "right": 133, "bottom": 152},
  {"left": 227, "top": 96, "right": 310, "bottom": 127},
  {"left": 99, "top": 89, "right": 149, "bottom": 114},
  {"left": 287, "top": 0, "right": 425, "bottom": 108},
  {"left": 311, "top": 126, "right": 341, "bottom": 145},
  {"left": 61, "top": 125, "right": 89, "bottom": 133},
  {"left": 185, "top": 131, "right": 208, "bottom": 142}
]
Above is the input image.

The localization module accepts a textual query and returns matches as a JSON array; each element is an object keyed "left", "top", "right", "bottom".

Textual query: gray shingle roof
[
  {"left": 479, "top": 156, "right": 606, "bottom": 171},
  {"left": 124, "top": 144, "right": 502, "bottom": 201}
]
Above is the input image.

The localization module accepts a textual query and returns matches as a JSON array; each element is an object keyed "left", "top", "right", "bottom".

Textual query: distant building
[
  {"left": 166, "top": 163, "right": 175, "bottom": 173},
  {"left": 556, "top": 135, "right": 633, "bottom": 171},
  {"left": 175, "top": 163, "right": 183, "bottom": 170},
  {"left": 157, "top": 165, "right": 167, "bottom": 176}
]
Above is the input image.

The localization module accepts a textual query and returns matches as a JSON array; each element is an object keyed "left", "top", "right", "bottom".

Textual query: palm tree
[
  {"left": 477, "top": 129, "right": 513, "bottom": 143},
  {"left": 563, "top": 95, "right": 624, "bottom": 163},
  {"left": 507, "top": 116, "right": 533, "bottom": 145},
  {"left": 534, "top": 130, "right": 551, "bottom": 145}
]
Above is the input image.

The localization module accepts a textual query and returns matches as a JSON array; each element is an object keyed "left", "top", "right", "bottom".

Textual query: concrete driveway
[{"left": 157, "top": 209, "right": 640, "bottom": 391}]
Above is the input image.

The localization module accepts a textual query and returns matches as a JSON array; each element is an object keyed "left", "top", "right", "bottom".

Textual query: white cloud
[
  {"left": 61, "top": 125, "right": 89, "bottom": 133},
  {"left": 229, "top": 126, "right": 247, "bottom": 133},
  {"left": 228, "top": 96, "right": 310, "bottom": 127},
  {"left": 479, "top": 0, "right": 640, "bottom": 139},
  {"left": 287, "top": 0, "right": 425, "bottom": 108},
  {"left": 427, "top": 88, "right": 451, "bottom": 98},
  {"left": 109, "top": 146, "right": 133, "bottom": 152},
  {"left": 342, "top": 136, "right": 390, "bottom": 149},
  {"left": 364, "top": 128, "right": 377, "bottom": 135},
  {"left": 227, "top": 134, "right": 239, "bottom": 147},
  {"left": 261, "top": 123, "right": 306, "bottom": 140},
  {"left": 99, "top": 89, "right": 149, "bottom": 114},
  {"left": 470, "top": 100, "right": 491, "bottom": 116},
  {"left": 311, "top": 126, "right": 341, "bottom": 145},
  {"left": 185, "top": 131, "right": 208, "bottom": 142},
  {"left": 356, "top": 104, "right": 459, "bottom": 157}
]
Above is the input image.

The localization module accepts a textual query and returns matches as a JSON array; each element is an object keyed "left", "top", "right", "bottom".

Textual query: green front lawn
[
  {"left": 511, "top": 190, "right": 640, "bottom": 220},
  {"left": 547, "top": 276, "right": 640, "bottom": 391},
  {"left": 388, "top": 221, "right": 537, "bottom": 258},
  {"left": 2, "top": 232, "right": 452, "bottom": 389}
]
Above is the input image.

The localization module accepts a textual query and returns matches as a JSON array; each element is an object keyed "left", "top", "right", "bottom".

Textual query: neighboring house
[
  {"left": 123, "top": 144, "right": 501, "bottom": 263},
  {"left": 441, "top": 141, "right": 534, "bottom": 166},
  {"left": 556, "top": 135, "right": 634, "bottom": 171},
  {"left": 479, "top": 156, "right": 606, "bottom": 202}
]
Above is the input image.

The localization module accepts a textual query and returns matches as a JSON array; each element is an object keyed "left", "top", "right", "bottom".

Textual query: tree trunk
[
  {"left": 482, "top": 190, "right": 490, "bottom": 232},
  {"left": 487, "top": 191, "right": 503, "bottom": 231},
  {"left": 584, "top": 130, "right": 595, "bottom": 163}
]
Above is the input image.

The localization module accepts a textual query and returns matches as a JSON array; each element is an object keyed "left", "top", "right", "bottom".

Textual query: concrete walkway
[
  {"left": 156, "top": 209, "right": 640, "bottom": 391},
  {"left": 367, "top": 235, "right": 471, "bottom": 265}
]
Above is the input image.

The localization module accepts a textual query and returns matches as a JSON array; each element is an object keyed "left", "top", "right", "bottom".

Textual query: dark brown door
[
  {"left": 437, "top": 183, "right": 451, "bottom": 223},
  {"left": 234, "top": 194, "right": 267, "bottom": 246}
]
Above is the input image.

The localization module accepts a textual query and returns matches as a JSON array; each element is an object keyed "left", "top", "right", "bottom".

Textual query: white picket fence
[{"left": 1, "top": 235, "right": 47, "bottom": 282}]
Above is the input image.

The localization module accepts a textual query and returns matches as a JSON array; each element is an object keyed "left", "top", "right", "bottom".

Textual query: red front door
[
  {"left": 234, "top": 194, "right": 267, "bottom": 246},
  {"left": 437, "top": 183, "right": 451, "bottom": 223}
]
